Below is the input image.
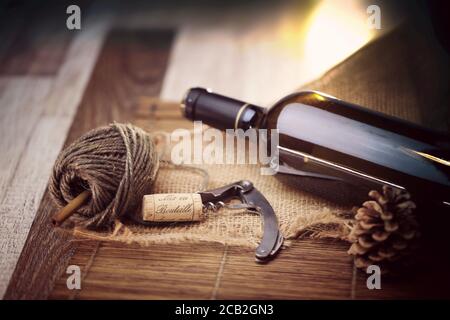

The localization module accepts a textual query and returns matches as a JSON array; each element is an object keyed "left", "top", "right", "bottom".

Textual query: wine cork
[{"left": 142, "top": 193, "right": 204, "bottom": 222}]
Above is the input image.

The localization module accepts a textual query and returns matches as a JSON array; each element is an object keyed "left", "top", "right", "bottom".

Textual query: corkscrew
[
  {"left": 198, "top": 180, "right": 284, "bottom": 262},
  {"left": 52, "top": 177, "right": 284, "bottom": 262}
]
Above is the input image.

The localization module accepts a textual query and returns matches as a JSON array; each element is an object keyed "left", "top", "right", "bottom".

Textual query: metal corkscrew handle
[
  {"left": 136, "top": 180, "right": 283, "bottom": 262},
  {"left": 199, "top": 180, "right": 284, "bottom": 262}
]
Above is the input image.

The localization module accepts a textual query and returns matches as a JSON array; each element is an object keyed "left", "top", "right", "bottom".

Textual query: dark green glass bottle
[{"left": 182, "top": 88, "right": 450, "bottom": 210}]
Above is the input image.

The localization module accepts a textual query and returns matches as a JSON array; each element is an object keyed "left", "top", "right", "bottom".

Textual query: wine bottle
[{"left": 181, "top": 88, "right": 450, "bottom": 210}]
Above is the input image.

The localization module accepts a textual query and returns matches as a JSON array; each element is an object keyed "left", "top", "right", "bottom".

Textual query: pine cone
[{"left": 347, "top": 185, "right": 420, "bottom": 274}]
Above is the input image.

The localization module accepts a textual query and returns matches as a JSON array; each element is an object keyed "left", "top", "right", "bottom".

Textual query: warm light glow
[
  {"left": 312, "top": 92, "right": 326, "bottom": 101},
  {"left": 411, "top": 150, "right": 450, "bottom": 167},
  {"left": 301, "top": 0, "right": 375, "bottom": 79}
]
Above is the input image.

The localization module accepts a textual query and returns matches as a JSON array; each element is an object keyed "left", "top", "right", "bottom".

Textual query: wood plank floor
[
  {"left": 0, "top": 0, "right": 401, "bottom": 297},
  {"left": 49, "top": 240, "right": 356, "bottom": 300},
  {"left": 4, "top": 27, "right": 173, "bottom": 300},
  {"left": 0, "top": 0, "right": 113, "bottom": 298},
  {"left": 5, "top": 24, "right": 450, "bottom": 300},
  {"left": 2, "top": 1, "right": 450, "bottom": 300}
]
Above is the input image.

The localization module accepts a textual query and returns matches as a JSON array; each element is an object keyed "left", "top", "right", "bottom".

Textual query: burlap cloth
[{"left": 76, "top": 23, "right": 449, "bottom": 248}]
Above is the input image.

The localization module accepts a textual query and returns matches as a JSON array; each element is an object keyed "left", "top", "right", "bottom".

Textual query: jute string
[
  {"left": 49, "top": 121, "right": 348, "bottom": 248},
  {"left": 48, "top": 23, "right": 447, "bottom": 272},
  {"left": 49, "top": 123, "right": 161, "bottom": 229}
]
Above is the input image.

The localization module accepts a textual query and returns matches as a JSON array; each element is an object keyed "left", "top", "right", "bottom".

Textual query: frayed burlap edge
[{"left": 68, "top": 208, "right": 354, "bottom": 249}]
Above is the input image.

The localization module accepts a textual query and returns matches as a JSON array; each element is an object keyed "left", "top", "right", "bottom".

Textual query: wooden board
[
  {"left": 49, "top": 240, "right": 354, "bottom": 300},
  {"left": 0, "top": 1, "right": 113, "bottom": 298},
  {"left": 1, "top": 0, "right": 410, "bottom": 298},
  {"left": 0, "top": 1, "right": 86, "bottom": 75},
  {"left": 4, "top": 28, "right": 173, "bottom": 300},
  {"left": 6, "top": 27, "right": 450, "bottom": 300},
  {"left": 0, "top": 1, "right": 450, "bottom": 299}
]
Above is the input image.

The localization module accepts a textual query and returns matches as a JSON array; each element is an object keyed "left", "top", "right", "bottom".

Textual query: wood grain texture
[
  {"left": 0, "top": 78, "right": 54, "bottom": 297},
  {"left": 1, "top": 2, "right": 114, "bottom": 298},
  {"left": 47, "top": 24, "right": 450, "bottom": 299},
  {"left": 216, "top": 241, "right": 354, "bottom": 300},
  {"left": 4, "top": 1, "right": 450, "bottom": 300},
  {"left": 4, "top": 28, "right": 174, "bottom": 300},
  {"left": 49, "top": 95, "right": 450, "bottom": 298},
  {"left": 48, "top": 237, "right": 450, "bottom": 299},
  {"left": 298, "top": 22, "right": 450, "bottom": 299},
  {"left": 49, "top": 240, "right": 355, "bottom": 300},
  {"left": 352, "top": 239, "right": 450, "bottom": 299},
  {"left": 10, "top": 25, "right": 450, "bottom": 298},
  {"left": 50, "top": 241, "right": 225, "bottom": 299},
  {"left": 0, "top": 1, "right": 81, "bottom": 75}
]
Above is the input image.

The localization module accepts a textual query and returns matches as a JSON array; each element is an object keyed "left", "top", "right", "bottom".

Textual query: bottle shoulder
[
  {"left": 264, "top": 91, "right": 337, "bottom": 128},
  {"left": 268, "top": 90, "right": 337, "bottom": 110}
]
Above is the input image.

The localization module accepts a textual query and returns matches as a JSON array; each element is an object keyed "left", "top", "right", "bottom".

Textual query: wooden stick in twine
[{"left": 52, "top": 190, "right": 91, "bottom": 226}]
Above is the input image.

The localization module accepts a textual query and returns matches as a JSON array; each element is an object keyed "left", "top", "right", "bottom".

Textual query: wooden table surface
[{"left": 1, "top": 0, "right": 449, "bottom": 300}]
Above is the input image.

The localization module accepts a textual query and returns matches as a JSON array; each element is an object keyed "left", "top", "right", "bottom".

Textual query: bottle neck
[{"left": 181, "top": 88, "right": 265, "bottom": 130}]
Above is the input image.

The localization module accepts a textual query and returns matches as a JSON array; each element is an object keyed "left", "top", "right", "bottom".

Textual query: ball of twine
[{"left": 49, "top": 123, "right": 159, "bottom": 229}]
